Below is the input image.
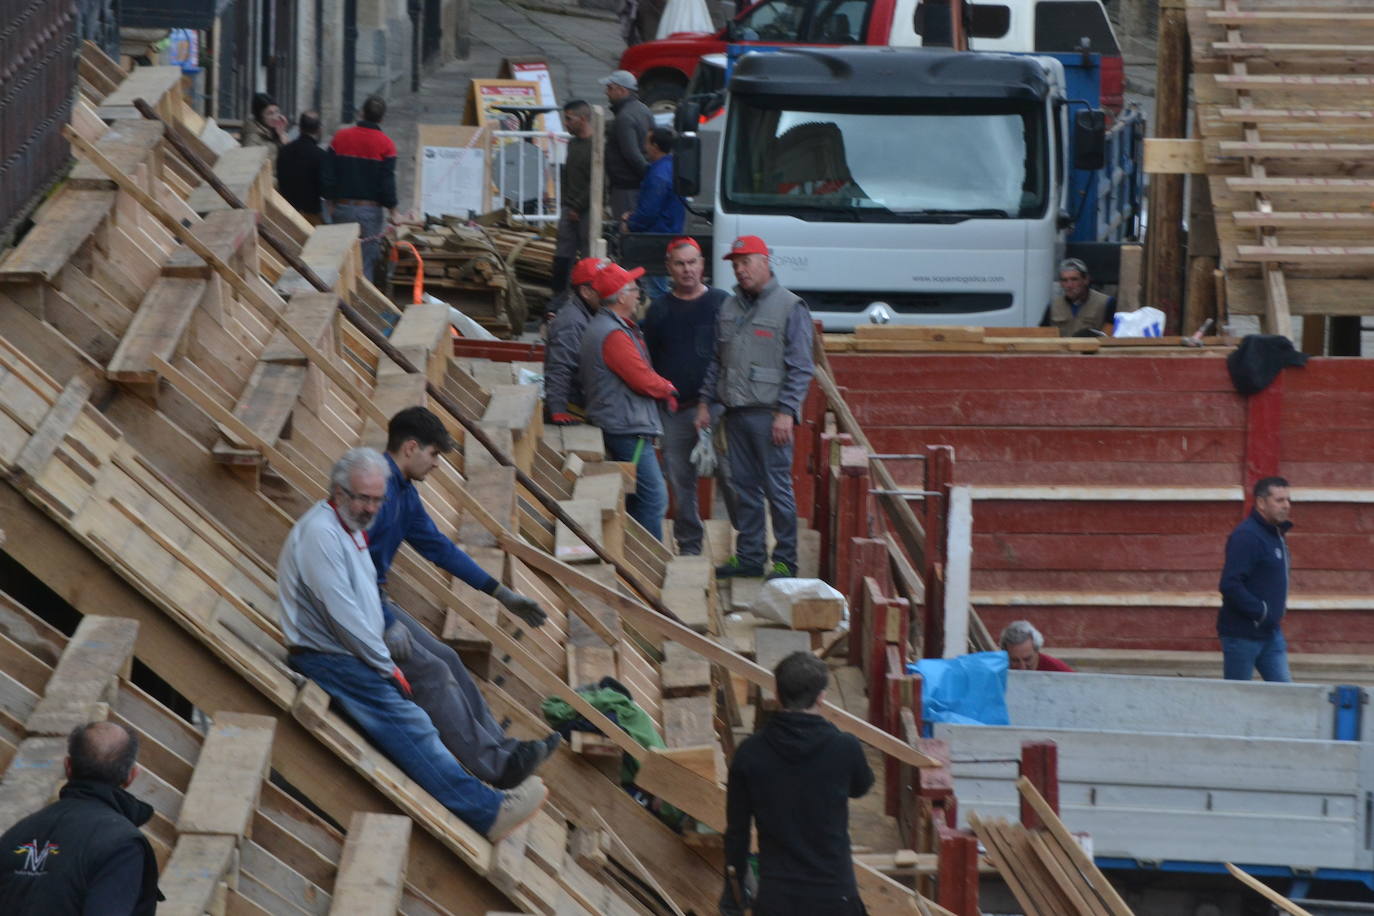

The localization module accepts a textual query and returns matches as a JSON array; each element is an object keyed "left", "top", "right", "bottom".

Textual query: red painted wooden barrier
[
  {"left": 1019, "top": 740, "right": 1059, "bottom": 830},
  {"left": 937, "top": 828, "right": 981, "bottom": 916}
]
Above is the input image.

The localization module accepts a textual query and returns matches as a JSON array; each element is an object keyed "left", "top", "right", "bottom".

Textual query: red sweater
[
  {"left": 1036, "top": 652, "right": 1075, "bottom": 673},
  {"left": 601, "top": 323, "right": 675, "bottom": 399}
]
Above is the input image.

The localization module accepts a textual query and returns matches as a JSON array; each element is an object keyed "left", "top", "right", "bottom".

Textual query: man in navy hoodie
[
  {"left": 724, "top": 651, "right": 872, "bottom": 915},
  {"left": 1217, "top": 476, "right": 1293, "bottom": 682}
]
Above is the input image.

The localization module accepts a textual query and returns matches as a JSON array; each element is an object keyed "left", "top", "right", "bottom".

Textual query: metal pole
[
  {"left": 588, "top": 104, "right": 606, "bottom": 258},
  {"left": 134, "top": 98, "right": 685, "bottom": 627}
]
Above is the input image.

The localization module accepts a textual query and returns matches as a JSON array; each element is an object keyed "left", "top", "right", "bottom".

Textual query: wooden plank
[
  {"left": 276, "top": 223, "right": 361, "bottom": 295},
  {"left": 0, "top": 737, "right": 67, "bottom": 829},
  {"left": 1233, "top": 210, "right": 1374, "bottom": 228},
  {"left": 1016, "top": 777, "right": 1133, "bottom": 916},
  {"left": 754, "top": 627, "right": 813, "bottom": 675},
  {"left": 330, "top": 812, "right": 412, "bottom": 915},
  {"left": 1235, "top": 245, "right": 1374, "bottom": 264},
  {"left": 1209, "top": 40, "right": 1374, "bottom": 58},
  {"left": 223, "top": 361, "right": 309, "bottom": 447},
  {"left": 554, "top": 499, "right": 603, "bottom": 563},
  {"left": 661, "top": 695, "right": 715, "bottom": 750},
  {"left": 187, "top": 146, "right": 272, "bottom": 215},
  {"left": 159, "top": 833, "right": 239, "bottom": 916},
  {"left": 1218, "top": 140, "right": 1374, "bottom": 159},
  {"left": 68, "top": 119, "right": 164, "bottom": 188},
  {"left": 660, "top": 641, "right": 711, "bottom": 697},
  {"left": 660, "top": 556, "right": 712, "bottom": 632},
  {"left": 1144, "top": 138, "right": 1205, "bottom": 173},
  {"left": 106, "top": 277, "right": 209, "bottom": 385},
  {"left": 480, "top": 384, "right": 542, "bottom": 472},
  {"left": 942, "top": 485, "right": 973, "bottom": 658},
  {"left": 96, "top": 65, "right": 184, "bottom": 120},
  {"left": 560, "top": 424, "right": 605, "bottom": 462},
  {"left": 0, "top": 190, "right": 116, "bottom": 282},
  {"left": 10, "top": 373, "right": 95, "bottom": 486},
  {"left": 1226, "top": 176, "right": 1374, "bottom": 194},
  {"left": 261, "top": 293, "right": 338, "bottom": 364},
  {"left": 176, "top": 712, "right": 276, "bottom": 837},
  {"left": 1224, "top": 862, "right": 1315, "bottom": 916},
  {"left": 378, "top": 303, "right": 451, "bottom": 383},
  {"left": 163, "top": 210, "right": 259, "bottom": 278},
  {"left": 26, "top": 615, "right": 138, "bottom": 736}
]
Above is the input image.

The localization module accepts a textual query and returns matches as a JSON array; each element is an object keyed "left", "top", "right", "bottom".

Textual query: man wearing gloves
[
  {"left": 579, "top": 262, "right": 678, "bottom": 538},
  {"left": 696, "top": 235, "right": 815, "bottom": 580},
  {"left": 1217, "top": 476, "right": 1294, "bottom": 682},
  {"left": 724, "top": 651, "right": 872, "bottom": 915},
  {"left": 372, "top": 407, "right": 562, "bottom": 788},
  {"left": 278, "top": 448, "right": 547, "bottom": 840},
  {"left": 641, "top": 237, "right": 735, "bottom": 555},
  {"left": 544, "top": 257, "right": 607, "bottom": 425}
]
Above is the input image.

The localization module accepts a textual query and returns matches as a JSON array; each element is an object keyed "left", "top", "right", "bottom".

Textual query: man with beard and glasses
[{"left": 276, "top": 447, "right": 547, "bottom": 841}]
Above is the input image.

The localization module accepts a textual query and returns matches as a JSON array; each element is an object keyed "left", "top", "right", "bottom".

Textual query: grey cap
[{"left": 599, "top": 69, "right": 639, "bottom": 91}]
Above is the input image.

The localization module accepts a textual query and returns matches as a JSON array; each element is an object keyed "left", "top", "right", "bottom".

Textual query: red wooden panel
[
  {"left": 1280, "top": 430, "right": 1374, "bottom": 463},
  {"left": 945, "top": 460, "right": 1244, "bottom": 487},
  {"left": 971, "top": 501, "right": 1239, "bottom": 535},
  {"left": 863, "top": 427, "right": 1245, "bottom": 465},
  {"left": 1282, "top": 391, "right": 1374, "bottom": 431},
  {"left": 1280, "top": 462, "right": 1374, "bottom": 488},
  {"left": 1284, "top": 503, "right": 1374, "bottom": 534},
  {"left": 971, "top": 533, "right": 1225, "bottom": 571},
  {"left": 1019, "top": 741, "right": 1059, "bottom": 830},
  {"left": 451, "top": 339, "right": 545, "bottom": 361},
  {"left": 847, "top": 389, "right": 1244, "bottom": 430},
  {"left": 971, "top": 568, "right": 1221, "bottom": 591},
  {"left": 1283, "top": 357, "right": 1374, "bottom": 393},
  {"left": 830, "top": 355, "right": 1237, "bottom": 394}
]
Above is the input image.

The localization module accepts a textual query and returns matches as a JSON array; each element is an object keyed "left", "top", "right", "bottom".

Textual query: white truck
[{"left": 669, "top": 46, "right": 1140, "bottom": 330}]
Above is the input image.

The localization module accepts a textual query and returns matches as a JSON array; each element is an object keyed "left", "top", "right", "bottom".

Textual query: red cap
[
  {"left": 723, "top": 235, "right": 769, "bottom": 260},
  {"left": 591, "top": 263, "right": 645, "bottom": 300},
  {"left": 570, "top": 257, "right": 608, "bottom": 287},
  {"left": 666, "top": 236, "right": 700, "bottom": 255}
]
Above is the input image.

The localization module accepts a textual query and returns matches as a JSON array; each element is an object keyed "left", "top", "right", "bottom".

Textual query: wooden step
[
  {"left": 26, "top": 615, "right": 138, "bottom": 736},
  {"left": 158, "top": 833, "right": 240, "bottom": 916},
  {"left": 68, "top": 119, "right": 164, "bottom": 189},
  {"left": 0, "top": 189, "right": 116, "bottom": 283},
  {"left": 1210, "top": 40, "right": 1374, "bottom": 58},
  {"left": 186, "top": 145, "right": 273, "bottom": 215},
  {"left": 275, "top": 223, "right": 360, "bottom": 297},
  {"left": 106, "top": 277, "right": 209, "bottom": 392},
  {"left": 661, "top": 556, "right": 712, "bottom": 632},
  {"left": 329, "top": 812, "right": 411, "bottom": 915},
  {"left": 162, "top": 209, "right": 259, "bottom": 279},
  {"left": 96, "top": 65, "right": 185, "bottom": 120},
  {"left": 213, "top": 361, "right": 310, "bottom": 464},
  {"left": 1234, "top": 244, "right": 1374, "bottom": 264},
  {"left": 376, "top": 302, "right": 450, "bottom": 384},
  {"left": 176, "top": 711, "right": 276, "bottom": 837}
]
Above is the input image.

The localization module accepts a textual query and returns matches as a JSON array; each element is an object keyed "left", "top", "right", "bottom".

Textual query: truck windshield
[{"left": 721, "top": 96, "right": 1048, "bottom": 221}]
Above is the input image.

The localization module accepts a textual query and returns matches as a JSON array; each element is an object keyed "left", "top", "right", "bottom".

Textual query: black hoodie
[{"left": 725, "top": 710, "right": 875, "bottom": 899}]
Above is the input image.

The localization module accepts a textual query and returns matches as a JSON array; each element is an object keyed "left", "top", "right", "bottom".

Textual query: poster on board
[
  {"left": 500, "top": 57, "right": 563, "bottom": 136},
  {"left": 415, "top": 125, "right": 489, "bottom": 219},
  {"left": 464, "top": 79, "right": 544, "bottom": 131}
]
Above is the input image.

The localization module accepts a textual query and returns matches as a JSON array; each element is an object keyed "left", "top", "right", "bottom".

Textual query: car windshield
[{"left": 721, "top": 96, "right": 1048, "bottom": 221}]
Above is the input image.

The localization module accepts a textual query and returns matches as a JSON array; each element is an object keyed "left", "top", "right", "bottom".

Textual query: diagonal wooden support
[
  {"left": 26, "top": 615, "right": 138, "bottom": 736},
  {"left": 0, "top": 738, "right": 68, "bottom": 829},
  {"left": 158, "top": 834, "right": 240, "bottom": 916},
  {"left": 176, "top": 711, "right": 276, "bottom": 837},
  {"left": 329, "top": 812, "right": 413, "bottom": 915},
  {"left": 9, "top": 372, "right": 98, "bottom": 489}
]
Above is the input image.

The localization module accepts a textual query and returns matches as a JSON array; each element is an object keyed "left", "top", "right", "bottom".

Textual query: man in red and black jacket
[{"left": 322, "top": 94, "right": 398, "bottom": 282}]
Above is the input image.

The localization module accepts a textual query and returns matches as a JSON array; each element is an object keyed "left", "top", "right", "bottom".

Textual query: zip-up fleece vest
[
  {"left": 0, "top": 781, "right": 161, "bottom": 916},
  {"left": 578, "top": 309, "right": 663, "bottom": 437},
  {"left": 1049, "top": 288, "right": 1112, "bottom": 337},
  {"left": 715, "top": 279, "right": 801, "bottom": 410}
]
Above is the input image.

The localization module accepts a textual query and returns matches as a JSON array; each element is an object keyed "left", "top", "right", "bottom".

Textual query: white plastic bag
[
  {"left": 751, "top": 578, "right": 848, "bottom": 630},
  {"left": 689, "top": 426, "right": 716, "bottom": 476},
  {"left": 657, "top": 0, "right": 713, "bottom": 38},
  {"left": 1112, "top": 305, "right": 1165, "bottom": 338}
]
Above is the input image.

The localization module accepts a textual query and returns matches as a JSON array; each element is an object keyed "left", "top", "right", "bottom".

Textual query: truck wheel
[{"left": 641, "top": 79, "right": 685, "bottom": 115}]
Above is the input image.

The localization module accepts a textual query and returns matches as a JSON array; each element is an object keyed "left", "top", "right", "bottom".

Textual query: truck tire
[{"left": 641, "top": 78, "right": 686, "bottom": 115}]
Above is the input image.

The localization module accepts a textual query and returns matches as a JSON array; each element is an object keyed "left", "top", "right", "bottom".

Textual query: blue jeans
[
  {"left": 603, "top": 432, "right": 668, "bottom": 540},
  {"left": 1220, "top": 630, "right": 1292, "bottom": 682},
  {"left": 289, "top": 650, "right": 502, "bottom": 833}
]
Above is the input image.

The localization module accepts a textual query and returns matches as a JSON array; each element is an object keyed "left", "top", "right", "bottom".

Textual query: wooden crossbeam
[
  {"left": 1213, "top": 107, "right": 1374, "bottom": 123},
  {"left": 1218, "top": 140, "right": 1374, "bottom": 158},
  {"left": 26, "top": 615, "right": 138, "bottom": 736},
  {"left": 1206, "top": 11, "right": 1374, "bottom": 26},
  {"left": 1216, "top": 74, "right": 1374, "bottom": 90},
  {"left": 1225, "top": 175, "right": 1374, "bottom": 192},
  {"left": 1235, "top": 245, "right": 1374, "bottom": 264},
  {"left": 1209, "top": 40, "right": 1374, "bottom": 58},
  {"left": 176, "top": 711, "right": 276, "bottom": 837},
  {"left": 329, "top": 813, "right": 412, "bottom": 915},
  {"left": 1233, "top": 210, "right": 1374, "bottom": 227}
]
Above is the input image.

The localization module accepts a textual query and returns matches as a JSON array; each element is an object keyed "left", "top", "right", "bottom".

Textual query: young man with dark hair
[
  {"left": 1218, "top": 475, "right": 1294, "bottom": 682},
  {"left": 623, "top": 127, "right": 685, "bottom": 236},
  {"left": 724, "top": 652, "right": 872, "bottom": 916},
  {"left": 553, "top": 99, "right": 595, "bottom": 294},
  {"left": 322, "top": 93, "right": 397, "bottom": 280},
  {"left": 370, "top": 406, "right": 562, "bottom": 788},
  {"left": 277, "top": 110, "right": 326, "bottom": 224},
  {"left": 0, "top": 722, "right": 161, "bottom": 914}
]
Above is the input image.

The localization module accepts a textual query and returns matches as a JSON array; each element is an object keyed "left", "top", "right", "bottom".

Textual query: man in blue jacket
[
  {"left": 1217, "top": 476, "right": 1293, "bottom": 682},
  {"left": 622, "top": 128, "right": 685, "bottom": 236},
  {"left": 372, "top": 407, "right": 561, "bottom": 787}
]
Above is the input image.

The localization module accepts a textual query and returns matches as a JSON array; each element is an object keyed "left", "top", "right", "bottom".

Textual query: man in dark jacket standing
[
  {"left": 322, "top": 94, "right": 398, "bottom": 281},
  {"left": 545, "top": 257, "right": 606, "bottom": 424},
  {"left": 553, "top": 99, "right": 594, "bottom": 294},
  {"left": 0, "top": 722, "right": 161, "bottom": 915},
  {"left": 1217, "top": 476, "right": 1293, "bottom": 682},
  {"left": 724, "top": 651, "right": 872, "bottom": 916},
  {"left": 600, "top": 70, "right": 654, "bottom": 219},
  {"left": 277, "top": 110, "right": 327, "bottom": 224}
]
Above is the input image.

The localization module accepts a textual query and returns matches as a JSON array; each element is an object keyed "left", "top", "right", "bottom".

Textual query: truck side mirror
[
  {"left": 1073, "top": 109, "right": 1107, "bottom": 171},
  {"left": 674, "top": 134, "right": 702, "bottom": 198},
  {"left": 675, "top": 100, "right": 701, "bottom": 135}
]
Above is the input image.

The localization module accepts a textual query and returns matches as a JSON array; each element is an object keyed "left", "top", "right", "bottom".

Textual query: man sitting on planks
[
  {"left": 371, "top": 407, "right": 563, "bottom": 789},
  {"left": 724, "top": 652, "right": 873, "bottom": 916},
  {"left": 278, "top": 447, "right": 547, "bottom": 841}
]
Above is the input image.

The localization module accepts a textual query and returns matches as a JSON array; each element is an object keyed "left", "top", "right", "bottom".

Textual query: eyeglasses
[{"left": 339, "top": 486, "right": 385, "bottom": 507}]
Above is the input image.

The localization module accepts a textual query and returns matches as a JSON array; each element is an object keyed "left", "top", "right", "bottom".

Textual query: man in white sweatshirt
[{"left": 276, "top": 447, "right": 546, "bottom": 841}]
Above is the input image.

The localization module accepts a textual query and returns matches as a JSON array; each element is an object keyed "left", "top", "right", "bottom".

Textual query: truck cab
[{"left": 677, "top": 46, "right": 1100, "bottom": 331}]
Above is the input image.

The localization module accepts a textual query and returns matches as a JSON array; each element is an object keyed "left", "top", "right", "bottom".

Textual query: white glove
[{"left": 690, "top": 426, "right": 716, "bottom": 477}]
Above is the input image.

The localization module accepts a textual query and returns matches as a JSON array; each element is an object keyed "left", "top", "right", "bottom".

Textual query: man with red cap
[
  {"left": 579, "top": 263, "right": 677, "bottom": 538},
  {"left": 642, "top": 237, "right": 737, "bottom": 556},
  {"left": 544, "top": 256, "right": 607, "bottom": 424},
  {"left": 696, "top": 236, "right": 814, "bottom": 580}
]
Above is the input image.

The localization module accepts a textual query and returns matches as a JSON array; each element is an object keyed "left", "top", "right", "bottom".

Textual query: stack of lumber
[
  {"left": 968, "top": 778, "right": 1135, "bottom": 916},
  {"left": 823, "top": 325, "right": 1236, "bottom": 354},
  {"left": 390, "top": 217, "right": 528, "bottom": 337},
  {"left": 1188, "top": 0, "right": 1374, "bottom": 339},
  {"left": 477, "top": 210, "right": 558, "bottom": 288}
]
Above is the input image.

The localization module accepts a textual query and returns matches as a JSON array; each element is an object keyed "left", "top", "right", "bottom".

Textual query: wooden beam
[
  {"left": 1143, "top": 138, "right": 1204, "bottom": 174},
  {"left": 158, "top": 833, "right": 239, "bottom": 916},
  {"left": 330, "top": 813, "right": 413, "bottom": 915},
  {"left": 176, "top": 711, "right": 276, "bottom": 837},
  {"left": 26, "top": 615, "right": 138, "bottom": 736},
  {"left": 9, "top": 373, "right": 96, "bottom": 488}
]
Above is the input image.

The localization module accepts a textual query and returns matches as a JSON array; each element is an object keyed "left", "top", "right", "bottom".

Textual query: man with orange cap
[
  {"left": 579, "top": 263, "right": 678, "bottom": 538},
  {"left": 696, "top": 236, "right": 814, "bottom": 580},
  {"left": 544, "top": 256, "right": 607, "bottom": 424}
]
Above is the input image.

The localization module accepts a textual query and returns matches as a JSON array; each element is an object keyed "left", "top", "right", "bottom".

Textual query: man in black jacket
[
  {"left": 600, "top": 70, "right": 653, "bottom": 219},
  {"left": 0, "top": 721, "right": 161, "bottom": 915},
  {"left": 277, "top": 110, "right": 327, "bottom": 224},
  {"left": 725, "top": 652, "right": 872, "bottom": 916},
  {"left": 1218, "top": 476, "right": 1294, "bottom": 682}
]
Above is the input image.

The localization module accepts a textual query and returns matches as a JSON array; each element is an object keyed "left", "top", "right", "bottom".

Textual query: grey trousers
[
  {"left": 554, "top": 208, "right": 590, "bottom": 259},
  {"left": 331, "top": 202, "right": 386, "bottom": 283},
  {"left": 387, "top": 598, "right": 519, "bottom": 783},
  {"left": 661, "top": 404, "right": 738, "bottom": 555},
  {"left": 610, "top": 187, "right": 639, "bottom": 222},
  {"left": 724, "top": 407, "right": 798, "bottom": 569}
]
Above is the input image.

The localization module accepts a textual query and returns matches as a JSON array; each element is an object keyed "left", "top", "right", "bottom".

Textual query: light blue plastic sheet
[{"left": 907, "top": 651, "right": 1010, "bottom": 726}]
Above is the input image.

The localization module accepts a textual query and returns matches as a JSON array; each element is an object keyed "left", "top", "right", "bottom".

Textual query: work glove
[
  {"left": 550, "top": 412, "right": 580, "bottom": 425},
  {"left": 690, "top": 426, "right": 717, "bottom": 477},
  {"left": 383, "top": 619, "right": 414, "bottom": 663},
  {"left": 391, "top": 666, "right": 413, "bottom": 698},
  {"left": 494, "top": 584, "right": 548, "bottom": 627}
]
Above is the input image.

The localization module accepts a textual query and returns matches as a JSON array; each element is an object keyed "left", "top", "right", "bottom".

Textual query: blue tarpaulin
[{"left": 907, "top": 651, "right": 1010, "bottom": 726}]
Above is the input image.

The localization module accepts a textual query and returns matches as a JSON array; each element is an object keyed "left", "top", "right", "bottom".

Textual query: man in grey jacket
[
  {"left": 600, "top": 70, "right": 654, "bottom": 218},
  {"left": 277, "top": 447, "right": 547, "bottom": 842},
  {"left": 545, "top": 256, "right": 606, "bottom": 423},
  {"left": 696, "top": 236, "right": 815, "bottom": 580}
]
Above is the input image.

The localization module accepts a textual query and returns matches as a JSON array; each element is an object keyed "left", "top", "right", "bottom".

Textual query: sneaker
[
  {"left": 716, "top": 555, "right": 764, "bottom": 579},
  {"left": 764, "top": 561, "right": 796, "bottom": 581},
  {"left": 487, "top": 775, "right": 548, "bottom": 842},
  {"left": 492, "top": 733, "right": 562, "bottom": 790}
]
